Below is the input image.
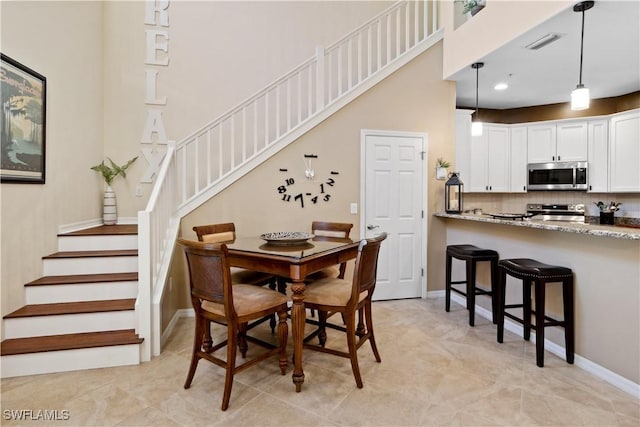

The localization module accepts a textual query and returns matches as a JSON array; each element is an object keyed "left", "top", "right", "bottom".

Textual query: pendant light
[
  {"left": 571, "top": 1, "right": 594, "bottom": 111},
  {"left": 471, "top": 62, "right": 484, "bottom": 136}
]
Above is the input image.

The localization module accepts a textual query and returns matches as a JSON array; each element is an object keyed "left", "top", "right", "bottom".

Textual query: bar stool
[
  {"left": 445, "top": 244, "right": 499, "bottom": 326},
  {"left": 496, "top": 258, "right": 575, "bottom": 367}
]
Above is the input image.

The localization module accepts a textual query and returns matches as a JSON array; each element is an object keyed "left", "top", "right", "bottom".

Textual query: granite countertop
[{"left": 434, "top": 212, "right": 640, "bottom": 240}]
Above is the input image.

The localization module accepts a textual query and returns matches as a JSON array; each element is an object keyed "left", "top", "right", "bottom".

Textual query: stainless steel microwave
[{"left": 527, "top": 161, "right": 588, "bottom": 191}]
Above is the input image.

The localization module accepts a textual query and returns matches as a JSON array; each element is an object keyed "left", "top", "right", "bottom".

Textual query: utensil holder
[{"left": 599, "top": 211, "right": 614, "bottom": 225}]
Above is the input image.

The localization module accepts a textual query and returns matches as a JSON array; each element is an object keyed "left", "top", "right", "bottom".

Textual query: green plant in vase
[
  {"left": 594, "top": 201, "right": 621, "bottom": 225},
  {"left": 456, "top": 0, "right": 486, "bottom": 16},
  {"left": 91, "top": 156, "right": 138, "bottom": 225},
  {"left": 436, "top": 157, "right": 451, "bottom": 180}
]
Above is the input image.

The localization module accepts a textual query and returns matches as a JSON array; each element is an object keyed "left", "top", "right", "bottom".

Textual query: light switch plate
[{"left": 350, "top": 203, "right": 358, "bottom": 214}]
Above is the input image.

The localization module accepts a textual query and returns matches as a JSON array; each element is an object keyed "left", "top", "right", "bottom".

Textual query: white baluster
[{"left": 315, "top": 46, "right": 325, "bottom": 110}]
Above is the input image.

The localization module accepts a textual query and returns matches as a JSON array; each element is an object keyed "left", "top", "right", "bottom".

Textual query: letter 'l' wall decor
[{"left": 141, "top": 0, "right": 172, "bottom": 183}]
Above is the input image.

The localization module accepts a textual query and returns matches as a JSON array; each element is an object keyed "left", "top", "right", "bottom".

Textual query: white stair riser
[
  {"left": 1, "top": 344, "right": 141, "bottom": 378},
  {"left": 43, "top": 256, "right": 138, "bottom": 275},
  {"left": 25, "top": 281, "right": 138, "bottom": 304},
  {"left": 58, "top": 235, "right": 138, "bottom": 252},
  {"left": 4, "top": 311, "right": 136, "bottom": 339}
]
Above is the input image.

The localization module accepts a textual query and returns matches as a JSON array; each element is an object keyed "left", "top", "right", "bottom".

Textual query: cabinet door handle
[
  {"left": 552, "top": 155, "right": 555, "bottom": 161},
  {"left": 558, "top": 155, "right": 561, "bottom": 161},
  {"left": 523, "top": 186, "right": 526, "bottom": 191}
]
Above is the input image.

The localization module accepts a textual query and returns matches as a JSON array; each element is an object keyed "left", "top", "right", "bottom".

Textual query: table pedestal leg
[{"left": 290, "top": 280, "right": 306, "bottom": 392}]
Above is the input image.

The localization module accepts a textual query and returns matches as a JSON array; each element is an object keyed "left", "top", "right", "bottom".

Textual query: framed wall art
[{"left": 1, "top": 53, "right": 46, "bottom": 184}]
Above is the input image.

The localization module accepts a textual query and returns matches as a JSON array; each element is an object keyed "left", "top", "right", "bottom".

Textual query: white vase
[
  {"left": 436, "top": 167, "right": 448, "bottom": 180},
  {"left": 103, "top": 185, "right": 117, "bottom": 225}
]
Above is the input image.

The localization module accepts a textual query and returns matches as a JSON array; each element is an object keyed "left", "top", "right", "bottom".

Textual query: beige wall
[
  {"left": 166, "top": 41, "right": 456, "bottom": 325},
  {"left": 1, "top": 2, "right": 104, "bottom": 323},
  {"left": 441, "top": 0, "right": 571, "bottom": 79}
]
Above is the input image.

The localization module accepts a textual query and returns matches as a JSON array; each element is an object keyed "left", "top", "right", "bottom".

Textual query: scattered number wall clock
[{"left": 276, "top": 154, "right": 339, "bottom": 208}]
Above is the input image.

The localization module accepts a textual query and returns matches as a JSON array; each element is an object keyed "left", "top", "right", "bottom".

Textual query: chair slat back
[
  {"left": 351, "top": 233, "right": 387, "bottom": 302},
  {"left": 193, "top": 223, "right": 237, "bottom": 243},
  {"left": 178, "top": 238, "right": 235, "bottom": 317},
  {"left": 311, "top": 221, "right": 353, "bottom": 240}
]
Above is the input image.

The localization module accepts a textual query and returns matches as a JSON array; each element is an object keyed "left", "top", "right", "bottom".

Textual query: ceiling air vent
[{"left": 525, "top": 33, "right": 563, "bottom": 50}]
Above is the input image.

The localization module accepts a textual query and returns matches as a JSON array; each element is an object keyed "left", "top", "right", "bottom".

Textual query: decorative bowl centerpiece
[{"left": 260, "top": 231, "right": 314, "bottom": 246}]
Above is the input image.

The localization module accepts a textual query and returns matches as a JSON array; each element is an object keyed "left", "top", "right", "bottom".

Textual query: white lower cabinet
[
  {"left": 468, "top": 126, "right": 510, "bottom": 192},
  {"left": 609, "top": 110, "right": 640, "bottom": 192}
]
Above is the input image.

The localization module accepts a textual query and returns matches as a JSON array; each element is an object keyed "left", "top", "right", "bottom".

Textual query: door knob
[{"left": 367, "top": 224, "right": 379, "bottom": 230}]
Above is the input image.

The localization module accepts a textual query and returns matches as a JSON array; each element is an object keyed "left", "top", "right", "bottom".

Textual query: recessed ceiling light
[{"left": 494, "top": 82, "right": 509, "bottom": 91}]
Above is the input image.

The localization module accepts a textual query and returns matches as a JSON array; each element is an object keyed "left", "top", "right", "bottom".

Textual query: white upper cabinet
[
  {"left": 556, "top": 121, "right": 588, "bottom": 161},
  {"left": 454, "top": 110, "right": 473, "bottom": 191},
  {"left": 510, "top": 126, "right": 528, "bottom": 193},
  {"left": 527, "top": 124, "right": 557, "bottom": 163},
  {"left": 609, "top": 110, "right": 640, "bottom": 192},
  {"left": 527, "top": 122, "right": 588, "bottom": 163},
  {"left": 454, "top": 110, "right": 637, "bottom": 195},
  {"left": 587, "top": 120, "right": 608, "bottom": 192},
  {"left": 468, "top": 126, "right": 510, "bottom": 192}
]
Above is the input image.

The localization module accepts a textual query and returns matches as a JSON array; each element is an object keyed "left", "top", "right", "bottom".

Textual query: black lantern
[{"left": 445, "top": 172, "right": 464, "bottom": 214}]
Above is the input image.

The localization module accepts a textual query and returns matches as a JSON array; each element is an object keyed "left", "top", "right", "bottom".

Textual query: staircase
[
  {"left": 138, "top": 0, "right": 442, "bottom": 358},
  {"left": 1, "top": 225, "right": 143, "bottom": 378}
]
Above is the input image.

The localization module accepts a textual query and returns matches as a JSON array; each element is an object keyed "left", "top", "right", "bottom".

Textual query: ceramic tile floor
[{"left": 1, "top": 298, "right": 639, "bottom": 426}]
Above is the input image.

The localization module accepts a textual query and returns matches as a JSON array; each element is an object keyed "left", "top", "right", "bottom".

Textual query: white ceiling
[{"left": 452, "top": 1, "right": 640, "bottom": 110}]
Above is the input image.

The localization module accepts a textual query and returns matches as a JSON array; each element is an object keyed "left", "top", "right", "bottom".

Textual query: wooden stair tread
[
  {"left": 4, "top": 299, "right": 136, "bottom": 318},
  {"left": 59, "top": 225, "right": 137, "bottom": 236},
  {"left": 44, "top": 249, "right": 138, "bottom": 259},
  {"left": 1, "top": 329, "right": 143, "bottom": 356},
  {"left": 26, "top": 272, "right": 138, "bottom": 286}
]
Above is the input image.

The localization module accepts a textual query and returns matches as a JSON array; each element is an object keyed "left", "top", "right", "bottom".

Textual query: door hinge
[
  {"left": 420, "top": 151, "right": 426, "bottom": 160},
  {"left": 421, "top": 210, "right": 424, "bottom": 218},
  {"left": 421, "top": 268, "right": 424, "bottom": 277}
]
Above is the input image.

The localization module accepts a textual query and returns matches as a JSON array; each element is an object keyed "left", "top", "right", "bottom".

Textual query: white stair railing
[{"left": 138, "top": 0, "right": 440, "bottom": 358}]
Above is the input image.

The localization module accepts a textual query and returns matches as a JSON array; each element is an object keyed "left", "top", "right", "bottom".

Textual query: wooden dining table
[{"left": 225, "top": 235, "right": 360, "bottom": 392}]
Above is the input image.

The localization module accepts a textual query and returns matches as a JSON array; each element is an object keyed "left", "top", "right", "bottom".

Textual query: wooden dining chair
[
  {"left": 193, "top": 223, "right": 277, "bottom": 288},
  {"left": 308, "top": 221, "right": 354, "bottom": 280},
  {"left": 302, "top": 232, "right": 387, "bottom": 388},
  {"left": 193, "top": 223, "right": 279, "bottom": 334},
  {"left": 178, "top": 238, "right": 289, "bottom": 411}
]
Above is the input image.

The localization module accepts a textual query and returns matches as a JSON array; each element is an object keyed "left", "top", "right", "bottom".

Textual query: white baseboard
[
  {"left": 117, "top": 217, "right": 138, "bottom": 225},
  {"left": 58, "top": 217, "right": 138, "bottom": 234},
  {"left": 449, "top": 293, "right": 640, "bottom": 398},
  {"left": 58, "top": 219, "right": 103, "bottom": 234},
  {"left": 161, "top": 309, "right": 194, "bottom": 349},
  {"left": 426, "top": 290, "right": 445, "bottom": 299}
]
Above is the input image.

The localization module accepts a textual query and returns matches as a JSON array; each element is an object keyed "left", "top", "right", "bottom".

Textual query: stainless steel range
[{"left": 527, "top": 203, "right": 585, "bottom": 222}]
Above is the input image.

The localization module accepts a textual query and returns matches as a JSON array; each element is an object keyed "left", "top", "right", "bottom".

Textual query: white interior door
[{"left": 361, "top": 130, "right": 426, "bottom": 300}]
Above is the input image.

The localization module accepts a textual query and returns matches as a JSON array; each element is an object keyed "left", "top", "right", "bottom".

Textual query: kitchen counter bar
[
  {"left": 434, "top": 212, "right": 640, "bottom": 240},
  {"left": 437, "top": 211, "right": 640, "bottom": 390}
]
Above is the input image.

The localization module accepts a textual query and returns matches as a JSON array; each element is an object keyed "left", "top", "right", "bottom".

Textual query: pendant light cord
[
  {"left": 578, "top": 9, "right": 585, "bottom": 86},
  {"left": 475, "top": 65, "right": 479, "bottom": 118}
]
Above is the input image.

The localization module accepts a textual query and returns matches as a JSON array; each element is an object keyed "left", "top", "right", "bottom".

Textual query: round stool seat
[
  {"left": 447, "top": 244, "right": 499, "bottom": 259},
  {"left": 499, "top": 258, "right": 572, "bottom": 280}
]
